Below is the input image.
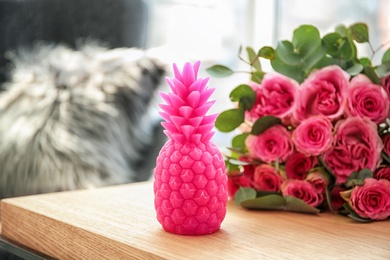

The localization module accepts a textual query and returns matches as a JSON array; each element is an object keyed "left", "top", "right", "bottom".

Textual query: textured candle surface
[{"left": 153, "top": 61, "right": 227, "bottom": 235}]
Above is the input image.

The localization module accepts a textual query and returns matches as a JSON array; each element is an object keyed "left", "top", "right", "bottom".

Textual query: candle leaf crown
[{"left": 159, "top": 61, "right": 217, "bottom": 144}]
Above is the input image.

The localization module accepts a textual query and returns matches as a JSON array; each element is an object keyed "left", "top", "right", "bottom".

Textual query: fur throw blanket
[{"left": 0, "top": 44, "right": 166, "bottom": 199}]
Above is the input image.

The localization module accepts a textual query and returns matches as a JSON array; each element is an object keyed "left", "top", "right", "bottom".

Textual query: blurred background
[{"left": 1, "top": 0, "right": 390, "bottom": 149}]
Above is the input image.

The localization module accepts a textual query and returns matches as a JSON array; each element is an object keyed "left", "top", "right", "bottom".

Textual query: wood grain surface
[{"left": 1, "top": 181, "right": 389, "bottom": 260}]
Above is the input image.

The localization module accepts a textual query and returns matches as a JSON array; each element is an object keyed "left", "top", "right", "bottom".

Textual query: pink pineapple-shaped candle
[{"left": 154, "top": 61, "right": 228, "bottom": 235}]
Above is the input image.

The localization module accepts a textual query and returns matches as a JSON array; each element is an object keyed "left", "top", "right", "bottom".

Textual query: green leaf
[
  {"left": 382, "top": 152, "right": 390, "bottom": 164},
  {"left": 251, "top": 71, "right": 265, "bottom": 84},
  {"left": 230, "top": 84, "right": 256, "bottom": 111},
  {"left": 215, "top": 109, "right": 245, "bottom": 132},
  {"left": 312, "top": 56, "right": 340, "bottom": 70},
  {"left": 235, "top": 187, "right": 257, "bottom": 206},
  {"left": 240, "top": 194, "right": 286, "bottom": 210},
  {"left": 275, "top": 40, "right": 302, "bottom": 66},
  {"left": 318, "top": 156, "right": 335, "bottom": 177},
  {"left": 345, "top": 168, "right": 373, "bottom": 188},
  {"left": 338, "top": 37, "right": 355, "bottom": 60},
  {"left": 359, "top": 57, "right": 371, "bottom": 67},
  {"left": 350, "top": 23, "right": 369, "bottom": 43},
  {"left": 323, "top": 32, "right": 343, "bottom": 56},
  {"left": 335, "top": 24, "right": 348, "bottom": 37},
  {"left": 225, "top": 160, "right": 240, "bottom": 173},
  {"left": 247, "top": 47, "right": 262, "bottom": 71},
  {"left": 206, "top": 65, "right": 234, "bottom": 78},
  {"left": 345, "top": 63, "right": 364, "bottom": 76},
  {"left": 227, "top": 158, "right": 250, "bottom": 166},
  {"left": 301, "top": 40, "right": 326, "bottom": 71},
  {"left": 382, "top": 48, "right": 390, "bottom": 64},
  {"left": 363, "top": 66, "right": 381, "bottom": 85},
  {"left": 342, "top": 203, "right": 372, "bottom": 222},
  {"left": 232, "top": 133, "right": 249, "bottom": 149},
  {"left": 347, "top": 212, "right": 373, "bottom": 222},
  {"left": 227, "top": 147, "right": 249, "bottom": 158},
  {"left": 325, "top": 186, "right": 335, "bottom": 212},
  {"left": 240, "top": 195, "right": 320, "bottom": 214},
  {"left": 251, "top": 116, "right": 282, "bottom": 135},
  {"left": 292, "top": 25, "right": 326, "bottom": 70},
  {"left": 376, "top": 62, "right": 390, "bottom": 78},
  {"left": 292, "top": 25, "right": 322, "bottom": 60},
  {"left": 284, "top": 196, "right": 321, "bottom": 214},
  {"left": 271, "top": 53, "right": 305, "bottom": 83},
  {"left": 258, "top": 46, "right": 275, "bottom": 60}
]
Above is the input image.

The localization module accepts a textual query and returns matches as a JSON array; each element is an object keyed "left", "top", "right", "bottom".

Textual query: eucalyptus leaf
[
  {"left": 292, "top": 25, "right": 322, "bottom": 62},
  {"left": 251, "top": 116, "right": 282, "bottom": 135},
  {"left": 275, "top": 40, "right": 302, "bottom": 66},
  {"left": 376, "top": 62, "right": 390, "bottom": 78},
  {"left": 240, "top": 194, "right": 286, "bottom": 210},
  {"left": 302, "top": 40, "right": 326, "bottom": 71},
  {"left": 335, "top": 24, "right": 348, "bottom": 37},
  {"left": 232, "top": 133, "right": 249, "bottom": 149},
  {"left": 225, "top": 161, "right": 240, "bottom": 173},
  {"left": 292, "top": 25, "right": 326, "bottom": 70},
  {"left": 350, "top": 23, "right": 369, "bottom": 43},
  {"left": 251, "top": 71, "right": 265, "bottom": 84},
  {"left": 318, "top": 157, "right": 335, "bottom": 177},
  {"left": 347, "top": 212, "right": 372, "bottom": 223},
  {"left": 206, "top": 65, "right": 234, "bottom": 78},
  {"left": 256, "top": 190, "right": 281, "bottom": 197},
  {"left": 337, "top": 37, "right": 355, "bottom": 60},
  {"left": 363, "top": 66, "right": 381, "bottom": 85},
  {"left": 215, "top": 108, "right": 244, "bottom": 132},
  {"left": 235, "top": 187, "right": 257, "bottom": 206},
  {"left": 345, "top": 63, "right": 364, "bottom": 76},
  {"left": 284, "top": 196, "right": 321, "bottom": 214},
  {"left": 345, "top": 168, "right": 373, "bottom": 188},
  {"left": 325, "top": 186, "right": 334, "bottom": 212},
  {"left": 258, "top": 46, "right": 275, "bottom": 60},
  {"left": 359, "top": 57, "right": 371, "bottom": 67},
  {"left": 312, "top": 56, "right": 340, "bottom": 70},
  {"left": 271, "top": 53, "right": 305, "bottom": 83},
  {"left": 227, "top": 147, "right": 249, "bottom": 157},
  {"left": 323, "top": 32, "right": 343, "bottom": 56},
  {"left": 382, "top": 48, "right": 390, "bottom": 64},
  {"left": 247, "top": 46, "right": 262, "bottom": 71},
  {"left": 230, "top": 84, "right": 256, "bottom": 111},
  {"left": 227, "top": 158, "right": 250, "bottom": 166},
  {"left": 382, "top": 152, "right": 390, "bottom": 164}
]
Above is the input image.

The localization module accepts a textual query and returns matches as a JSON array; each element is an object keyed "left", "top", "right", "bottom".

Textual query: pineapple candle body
[{"left": 153, "top": 61, "right": 228, "bottom": 235}]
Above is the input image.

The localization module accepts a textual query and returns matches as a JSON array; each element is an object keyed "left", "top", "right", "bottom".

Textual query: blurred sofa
[{"left": 0, "top": 0, "right": 149, "bottom": 87}]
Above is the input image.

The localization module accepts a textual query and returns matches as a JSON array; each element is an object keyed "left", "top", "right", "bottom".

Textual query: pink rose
[
  {"left": 227, "top": 173, "right": 253, "bottom": 198},
  {"left": 382, "top": 134, "right": 390, "bottom": 157},
  {"left": 249, "top": 73, "right": 298, "bottom": 120},
  {"left": 381, "top": 75, "right": 390, "bottom": 101},
  {"left": 346, "top": 74, "right": 389, "bottom": 124},
  {"left": 253, "top": 164, "right": 284, "bottom": 192},
  {"left": 350, "top": 178, "right": 390, "bottom": 220},
  {"left": 281, "top": 179, "right": 324, "bottom": 207},
  {"left": 294, "top": 65, "right": 349, "bottom": 123},
  {"left": 330, "top": 186, "right": 346, "bottom": 211},
  {"left": 374, "top": 167, "right": 390, "bottom": 182},
  {"left": 227, "top": 176, "right": 240, "bottom": 198},
  {"left": 245, "top": 125, "right": 294, "bottom": 163},
  {"left": 285, "top": 152, "right": 317, "bottom": 180},
  {"left": 323, "top": 117, "right": 383, "bottom": 184},
  {"left": 227, "top": 161, "right": 256, "bottom": 198},
  {"left": 305, "top": 170, "right": 328, "bottom": 193},
  {"left": 292, "top": 116, "right": 333, "bottom": 156}
]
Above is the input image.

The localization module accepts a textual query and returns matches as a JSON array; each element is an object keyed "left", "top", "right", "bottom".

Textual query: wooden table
[{"left": 1, "top": 181, "right": 389, "bottom": 260}]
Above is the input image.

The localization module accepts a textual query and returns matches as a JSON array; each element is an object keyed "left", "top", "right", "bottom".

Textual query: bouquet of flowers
[{"left": 207, "top": 23, "right": 390, "bottom": 222}]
